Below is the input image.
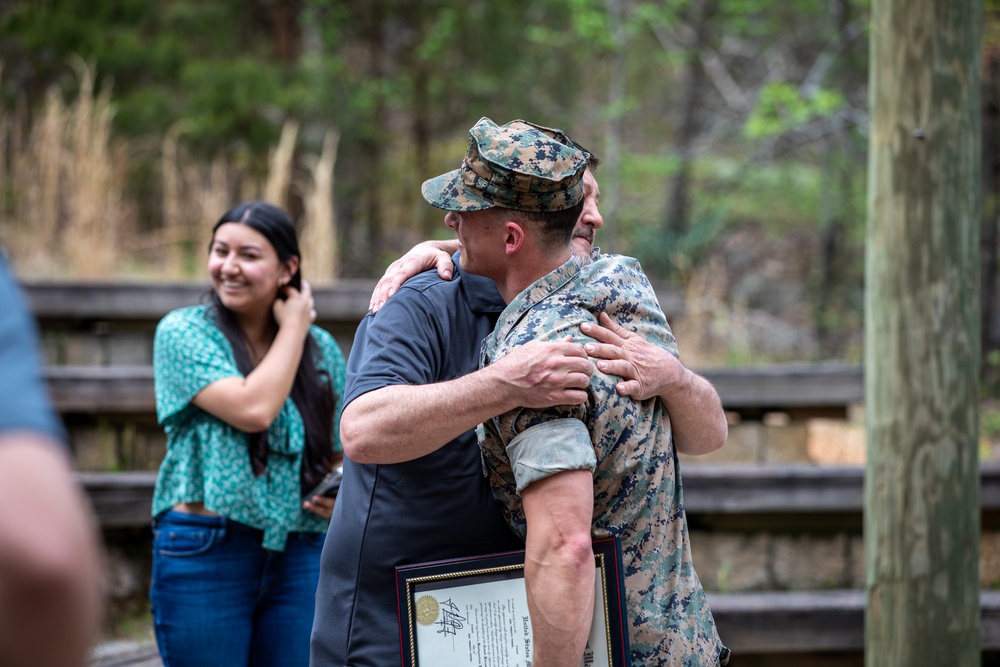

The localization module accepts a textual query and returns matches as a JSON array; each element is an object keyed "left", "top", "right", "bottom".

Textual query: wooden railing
[
  {"left": 28, "top": 281, "right": 926, "bottom": 662},
  {"left": 46, "top": 362, "right": 863, "bottom": 420},
  {"left": 80, "top": 464, "right": 1000, "bottom": 530},
  {"left": 25, "top": 279, "right": 861, "bottom": 421},
  {"left": 82, "top": 465, "right": 1000, "bottom": 663}
]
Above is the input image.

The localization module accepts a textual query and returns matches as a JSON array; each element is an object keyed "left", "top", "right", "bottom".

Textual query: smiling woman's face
[{"left": 208, "top": 222, "right": 288, "bottom": 317}]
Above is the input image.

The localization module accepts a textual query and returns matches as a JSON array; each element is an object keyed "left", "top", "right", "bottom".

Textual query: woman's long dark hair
[{"left": 208, "top": 201, "right": 336, "bottom": 494}]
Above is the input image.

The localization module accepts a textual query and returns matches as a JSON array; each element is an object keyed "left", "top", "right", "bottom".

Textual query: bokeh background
[{"left": 0, "top": 0, "right": 997, "bottom": 405}]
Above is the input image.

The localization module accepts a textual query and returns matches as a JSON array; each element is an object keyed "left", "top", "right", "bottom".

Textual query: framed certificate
[{"left": 395, "top": 536, "right": 630, "bottom": 667}]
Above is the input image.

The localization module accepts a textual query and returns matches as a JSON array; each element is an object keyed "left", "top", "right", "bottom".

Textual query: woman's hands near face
[{"left": 273, "top": 279, "right": 316, "bottom": 332}]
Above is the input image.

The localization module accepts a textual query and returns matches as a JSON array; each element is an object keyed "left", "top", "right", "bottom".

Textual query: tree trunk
[
  {"left": 982, "top": 48, "right": 1000, "bottom": 389},
  {"left": 601, "top": 0, "right": 626, "bottom": 252},
  {"left": 815, "top": 0, "right": 858, "bottom": 357},
  {"left": 262, "top": 0, "right": 303, "bottom": 65},
  {"left": 864, "top": 0, "right": 982, "bottom": 664},
  {"left": 663, "top": 0, "right": 716, "bottom": 238}
]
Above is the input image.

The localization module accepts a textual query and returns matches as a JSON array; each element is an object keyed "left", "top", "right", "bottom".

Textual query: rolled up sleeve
[{"left": 506, "top": 418, "right": 596, "bottom": 493}]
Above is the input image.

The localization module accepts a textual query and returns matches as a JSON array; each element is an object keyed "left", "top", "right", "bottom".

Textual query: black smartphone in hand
[{"left": 304, "top": 467, "right": 343, "bottom": 500}]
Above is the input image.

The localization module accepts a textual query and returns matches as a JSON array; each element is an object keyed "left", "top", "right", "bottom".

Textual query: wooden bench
[
  {"left": 47, "top": 363, "right": 863, "bottom": 419},
  {"left": 80, "top": 464, "right": 1000, "bottom": 530},
  {"left": 28, "top": 279, "right": 862, "bottom": 420},
  {"left": 709, "top": 589, "right": 1000, "bottom": 660},
  {"left": 82, "top": 467, "right": 1000, "bottom": 664},
  {"left": 87, "top": 590, "right": 1000, "bottom": 665},
  {"left": 701, "top": 363, "right": 862, "bottom": 420},
  {"left": 23, "top": 279, "right": 377, "bottom": 326},
  {"left": 21, "top": 278, "right": 687, "bottom": 325}
]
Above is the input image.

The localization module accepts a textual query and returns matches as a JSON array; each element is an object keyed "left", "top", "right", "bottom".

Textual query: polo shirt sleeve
[
  {"left": 153, "top": 308, "right": 241, "bottom": 426},
  {"left": 0, "top": 257, "right": 64, "bottom": 441},
  {"left": 342, "top": 285, "right": 447, "bottom": 407}
]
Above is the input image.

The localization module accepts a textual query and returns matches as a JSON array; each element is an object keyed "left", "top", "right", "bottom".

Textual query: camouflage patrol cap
[{"left": 421, "top": 117, "right": 590, "bottom": 213}]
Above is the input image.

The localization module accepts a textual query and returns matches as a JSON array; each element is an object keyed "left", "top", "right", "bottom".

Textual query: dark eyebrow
[{"left": 211, "top": 240, "right": 265, "bottom": 253}]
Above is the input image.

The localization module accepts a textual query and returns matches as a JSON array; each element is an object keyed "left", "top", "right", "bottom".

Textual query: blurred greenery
[{"left": 0, "top": 0, "right": 992, "bottom": 367}]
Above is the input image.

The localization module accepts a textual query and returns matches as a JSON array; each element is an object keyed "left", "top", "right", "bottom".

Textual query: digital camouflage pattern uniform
[
  {"left": 477, "top": 249, "right": 728, "bottom": 667},
  {"left": 421, "top": 117, "right": 587, "bottom": 213},
  {"left": 422, "top": 116, "right": 727, "bottom": 665}
]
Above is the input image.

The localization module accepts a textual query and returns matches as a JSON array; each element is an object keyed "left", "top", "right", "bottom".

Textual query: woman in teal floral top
[{"left": 149, "top": 201, "right": 345, "bottom": 667}]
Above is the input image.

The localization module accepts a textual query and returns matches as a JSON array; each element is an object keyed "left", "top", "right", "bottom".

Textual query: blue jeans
[{"left": 150, "top": 510, "right": 325, "bottom": 667}]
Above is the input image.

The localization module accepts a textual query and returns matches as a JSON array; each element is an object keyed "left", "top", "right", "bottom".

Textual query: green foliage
[
  {"left": 983, "top": 400, "right": 1000, "bottom": 440},
  {"left": 613, "top": 153, "right": 728, "bottom": 278},
  {"left": 0, "top": 0, "right": 311, "bottom": 155},
  {"left": 744, "top": 82, "right": 845, "bottom": 139},
  {"left": 985, "top": 351, "right": 1000, "bottom": 400},
  {"left": 0, "top": 0, "right": 883, "bottom": 365},
  {"left": 563, "top": 0, "right": 615, "bottom": 49}
]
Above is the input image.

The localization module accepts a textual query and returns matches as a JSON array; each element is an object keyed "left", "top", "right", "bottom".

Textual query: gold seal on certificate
[{"left": 415, "top": 595, "right": 439, "bottom": 626}]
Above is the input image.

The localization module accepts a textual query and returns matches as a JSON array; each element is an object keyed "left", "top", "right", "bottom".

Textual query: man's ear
[{"left": 503, "top": 221, "right": 525, "bottom": 256}]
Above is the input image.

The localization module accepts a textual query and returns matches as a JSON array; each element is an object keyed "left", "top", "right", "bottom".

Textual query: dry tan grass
[
  {"left": 672, "top": 254, "right": 736, "bottom": 367},
  {"left": 1, "top": 61, "right": 134, "bottom": 278},
  {"left": 0, "top": 64, "right": 339, "bottom": 281},
  {"left": 301, "top": 128, "right": 339, "bottom": 284},
  {"left": 264, "top": 119, "right": 298, "bottom": 207}
]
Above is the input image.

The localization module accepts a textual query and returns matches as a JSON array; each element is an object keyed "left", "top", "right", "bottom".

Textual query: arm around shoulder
[
  {"left": 340, "top": 338, "right": 594, "bottom": 464},
  {"left": 661, "top": 364, "right": 728, "bottom": 456},
  {"left": 581, "top": 312, "right": 727, "bottom": 456}
]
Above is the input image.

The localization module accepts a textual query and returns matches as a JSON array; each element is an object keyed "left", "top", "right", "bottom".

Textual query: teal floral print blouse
[{"left": 151, "top": 304, "right": 345, "bottom": 551}]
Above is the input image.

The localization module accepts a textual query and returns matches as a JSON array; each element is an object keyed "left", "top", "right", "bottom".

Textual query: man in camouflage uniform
[{"left": 422, "top": 117, "right": 729, "bottom": 666}]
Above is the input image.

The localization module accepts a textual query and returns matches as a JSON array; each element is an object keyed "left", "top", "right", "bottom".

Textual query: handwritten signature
[{"left": 435, "top": 599, "right": 466, "bottom": 636}]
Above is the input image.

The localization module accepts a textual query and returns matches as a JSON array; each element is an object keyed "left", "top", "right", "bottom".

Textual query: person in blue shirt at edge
[
  {"left": 150, "top": 201, "right": 346, "bottom": 667},
  {"left": 310, "top": 121, "right": 727, "bottom": 666},
  {"left": 0, "top": 254, "right": 103, "bottom": 667}
]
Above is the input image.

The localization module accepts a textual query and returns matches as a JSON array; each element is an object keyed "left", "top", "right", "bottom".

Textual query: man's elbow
[
  {"left": 561, "top": 532, "right": 597, "bottom": 572},
  {"left": 339, "top": 423, "right": 368, "bottom": 462},
  {"left": 675, "top": 432, "right": 727, "bottom": 456},
  {"left": 700, "top": 423, "right": 728, "bottom": 455},
  {"left": 339, "top": 406, "right": 377, "bottom": 463}
]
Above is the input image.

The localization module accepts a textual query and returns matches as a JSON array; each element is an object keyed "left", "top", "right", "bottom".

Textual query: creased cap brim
[{"left": 421, "top": 168, "right": 493, "bottom": 212}]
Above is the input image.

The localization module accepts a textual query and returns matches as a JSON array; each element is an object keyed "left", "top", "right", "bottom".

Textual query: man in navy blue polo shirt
[
  {"left": 0, "top": 255, "right": 103, "bottom": 667},
  {"left": 310, "top": 121, "right": 727, "bottom": 666},
  {"left": 309, "top": 250, "right": 594, "bottom": 666}
]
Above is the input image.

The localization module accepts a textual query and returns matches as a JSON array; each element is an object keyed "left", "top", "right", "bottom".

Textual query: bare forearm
[
  {"left": 241, "top": 323, "right": 308, "bottom": 413},
  {"left": 341, "top": 365, "right": 521, "bottom": 463},
  {"left": 661, "top": 367, "right": 728, "bottom": 456},
  {"left": 522, "top": 472, "right": 596, "bottom": 667},
  {"left": 193, "top": 322, "right": 308, "bottom": 432},
  {"left": 524, "top": 543, "right": 594, "bottom": 667},
  {"left": 341, "top": 339, "right": 593, "bottom": 463}
]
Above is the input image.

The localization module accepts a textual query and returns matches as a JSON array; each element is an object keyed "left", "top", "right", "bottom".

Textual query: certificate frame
[{"left": 395, "top": 536, "right": 629, "bottom": 667}]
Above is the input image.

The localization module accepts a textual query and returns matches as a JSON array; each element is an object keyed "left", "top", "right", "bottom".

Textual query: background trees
[{"left": 0, "top": 0, "right": 994, "bottom": 372}]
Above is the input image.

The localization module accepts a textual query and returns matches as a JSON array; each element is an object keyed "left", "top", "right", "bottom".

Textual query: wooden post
[{"left": 865, "top": 0, "right": 982, "bottom": 665}]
